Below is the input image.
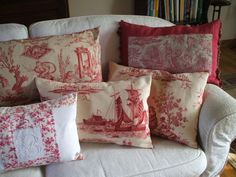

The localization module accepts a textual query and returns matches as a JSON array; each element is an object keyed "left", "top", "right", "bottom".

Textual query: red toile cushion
[{"left": 119, "top": 20, "right": 221, "bottom": 86}]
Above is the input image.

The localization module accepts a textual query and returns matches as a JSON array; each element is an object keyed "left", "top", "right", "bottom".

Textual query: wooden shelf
[{"left": 0, "top": 0, "right": 69, "bottom": 27}]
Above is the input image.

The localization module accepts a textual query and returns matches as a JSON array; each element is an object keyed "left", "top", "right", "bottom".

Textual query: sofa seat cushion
[
  {"left": 0, "top": 167, "right": 44, "bottom": 177},
  {"left": 46, "top": 138, "right": 207, "bottom": 177}
]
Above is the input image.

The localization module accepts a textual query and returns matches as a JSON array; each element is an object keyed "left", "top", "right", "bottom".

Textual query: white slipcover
[
  {"left": 0, "top": 23, "right": 28, "bottom": 41},
  {"left": 0, "top": 167, "right": 44, "bottom": 177},
  {"left": 46, "top": 138, "right": 207, "bottom": 177}
]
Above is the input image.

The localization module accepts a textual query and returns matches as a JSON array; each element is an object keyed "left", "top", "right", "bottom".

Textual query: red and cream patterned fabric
[
  {"left": 0, "top": 28, "right": 102, "bottom": 106},
  {"left": 108, "top": 62, "right": 209, "bottom": 148},
  {"left": 36, "top": 76, "right": 153, "bottom": 148},
  {"left": 119, "top": 20, "right": 221, "bottom": 86},
  {"left": 0, "top": 93, "right": 80, "bottom": 172},
  {"left": 128, "top": 34, "right": 212, "bottom": 73}
]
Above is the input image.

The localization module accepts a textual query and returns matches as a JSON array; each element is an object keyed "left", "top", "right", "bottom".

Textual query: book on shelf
[
  {"left": 147, "top": 0, "right": 204, "bottom": 24},
  {"left": 180, "top": 0, "right": 185, "bottom": 22}
]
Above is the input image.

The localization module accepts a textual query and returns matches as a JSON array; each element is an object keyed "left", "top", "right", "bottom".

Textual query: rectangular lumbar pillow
[
  {"left": 108, "top": 62, "right": 209, "bottom": 148},
  {"left": 0, "top": 93, "right": 80, "bottom": 172},
  {"left": 0, "top": 27, "right": 102, "bottom": 106},
  {"left": 36, "top": 76, "right": 153, "bottom": 148},
  {"left": 119, "top": 20, "right": 221, "bottom": 86}
]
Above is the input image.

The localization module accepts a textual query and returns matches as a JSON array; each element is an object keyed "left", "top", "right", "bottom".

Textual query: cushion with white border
[{"left": 0, "top": 93, "right": 80, "bottom": 172}]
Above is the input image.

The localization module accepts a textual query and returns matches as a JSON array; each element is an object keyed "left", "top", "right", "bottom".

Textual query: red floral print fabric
[{"left": 0, "top": 93, "right": 79, "bottom": 172}]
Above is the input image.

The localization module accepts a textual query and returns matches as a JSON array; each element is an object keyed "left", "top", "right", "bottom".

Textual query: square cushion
[
  {"left": 0, "top": 28, "right": 102, "bottom": 106},
  {"left": 36, "top": 76, "right": 153, "bottom": 148},
  {"left": 119, "top": 20, "right": 221, "bottom": 86},
  {"left": 108, "top": 62, "right": 209, "bottom": 148},
  {"left": 0, "top": 93, "right": 80, "bottom": 172}
]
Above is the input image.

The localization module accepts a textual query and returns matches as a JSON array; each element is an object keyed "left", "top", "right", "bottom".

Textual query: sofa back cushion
[
  {"left": 0, "top": 23, "right": 28, "bottom": 41},
  {"left": 29, "top": 15, "right": 174, "bottom": 80}
]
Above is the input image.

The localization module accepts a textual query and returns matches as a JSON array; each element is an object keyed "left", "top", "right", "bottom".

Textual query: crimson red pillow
[{"left": 119, "top": 20, "right": 222, "bottom": 86}]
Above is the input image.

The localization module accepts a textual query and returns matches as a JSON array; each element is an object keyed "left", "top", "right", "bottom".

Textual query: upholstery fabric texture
[
  {"left": 46, "top": 138, "right": 207, "bottom": 177},
  {"left": 119, "top": 20, "right": 221, "bottom": 86},
  {"left": 109, "top": 62, "right": 209, "bottom": 148},
  {"left": 0, "top": 93, "right": 80, "bottom": 172},
  {"left": 0, "top": 28, "right": 102, "bottom": 106},
  {"left": 36, "top": 76, "right": 153, "bottom": 148}
]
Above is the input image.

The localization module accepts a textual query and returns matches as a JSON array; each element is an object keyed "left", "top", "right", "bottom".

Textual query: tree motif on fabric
[
  {"left": 152, "top": 89, "right": 188, "bottom": 144},
  {"left": 58, "top": 49, "right": 75, "bottom": 82},
  {"left": 0, "top": 46, "right": 28, "bottom": 93}
]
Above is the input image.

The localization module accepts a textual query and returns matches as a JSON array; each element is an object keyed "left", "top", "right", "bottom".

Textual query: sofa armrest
[{"left": 198, "top": 84, "right": 236, "bottom": 177}]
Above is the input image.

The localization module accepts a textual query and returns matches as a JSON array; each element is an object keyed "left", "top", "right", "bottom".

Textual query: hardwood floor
[
  {"left": 219, "top": 39, "right": 236, "bottom": 177},
  {"left": 221, "top": 163, "right": 236, "bottom": 177}
]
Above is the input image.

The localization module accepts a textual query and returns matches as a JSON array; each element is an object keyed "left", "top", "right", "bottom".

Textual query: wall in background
[
  {"left": 68, "top": 0, "right": 134, "bottom": 17},
  {"left": 68, "top": 0, "right": 235, "bottom": 40},
  {"left": 208, "top": 0, "right": 236, "bottom": 40}
]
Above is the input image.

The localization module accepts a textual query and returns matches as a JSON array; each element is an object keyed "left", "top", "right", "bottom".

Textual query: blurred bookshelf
[{"left": 134, "top": 0, "right": 211, "bottom": 25}]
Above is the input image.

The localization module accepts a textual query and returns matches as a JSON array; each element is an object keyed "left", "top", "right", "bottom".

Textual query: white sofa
[{"left": 0, "top": 15, "right": 236, "bottom": 177}]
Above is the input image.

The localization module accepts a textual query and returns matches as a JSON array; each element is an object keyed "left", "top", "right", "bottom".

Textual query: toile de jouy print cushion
[
  {"left": 108, "top": 62, "right": 209, "bottom": 148},
  {"left": 0, "top": 27, "right": 102, "bottom": 106},
  {"left": 119, "top": 20, "right": 221, "bottom": 86},
  {"left": 0, "top": 93, "right": 81, "bottom": 172},
  {"left": 35, "top": 76, "right": 153, "bottom": 148}
]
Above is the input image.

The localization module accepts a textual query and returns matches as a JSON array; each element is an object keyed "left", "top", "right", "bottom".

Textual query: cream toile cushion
[
  {"left": 0, "top": 28, "right": 102, "bottom": 106},
  {"left": 36, "top": 76, "right": 153, "bottom": 148},
  {"left": 108, "top": 62, "right": 209, "bottom": 148}
]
